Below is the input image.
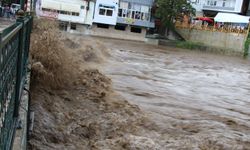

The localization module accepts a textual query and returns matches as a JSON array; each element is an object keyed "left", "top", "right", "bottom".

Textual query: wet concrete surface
[
  {"left": 0, "top": 18, "right": 15, "bottom": 32},
  {"left": 100, "top": 38, "right": 250, "bottom": 149}
]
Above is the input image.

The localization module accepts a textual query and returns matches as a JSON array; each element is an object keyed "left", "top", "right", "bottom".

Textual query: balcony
[
  {"left": 121, "top": 0, "right": 154, "bottom": 6},
  {"left": 203, "top": 5, "right": 235, "bottom": 11},
  {"left": 117, "top": 17, "right": 155, "bottom": 28}
]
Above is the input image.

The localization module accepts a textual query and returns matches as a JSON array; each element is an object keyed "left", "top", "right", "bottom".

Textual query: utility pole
[{"left": 19, "top": 0, "right": 25, "bottom": 10}]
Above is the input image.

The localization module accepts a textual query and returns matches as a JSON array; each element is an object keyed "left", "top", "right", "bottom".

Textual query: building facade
[
  {"left": 202, "top": 0, "right": 247, "bottom": 16},
  {"left": 93, "top": 0, "right": 119, "bottom": 25},
  {"left": 190, "top": 0, "right": 205, "bottom": 16},
  {"left": 247, "top": 2, "right": 250, "bottom": 15},
  {"left": 91, "top": 0, "right": 155, "bottom": 41},
  {"left": 117, "top": 0, "right": 155, "bottom": 28},
  {"left": 37, "top": 0, "right": 95, "bottom": 31},
  {"left": 36, "top": 0, "right": 155, "bottom": 41},
  {"left": 189, "top": 0, "right": 250, "bottom": 16}
]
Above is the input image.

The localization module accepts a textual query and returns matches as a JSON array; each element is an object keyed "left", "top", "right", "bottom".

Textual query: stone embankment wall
[{"left": 177, "top": 28, "right": 247, "bottom": 53}]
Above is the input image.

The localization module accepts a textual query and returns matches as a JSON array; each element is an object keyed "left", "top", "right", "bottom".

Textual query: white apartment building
[
  {"left": 190, "top": 0, "right": 250, "bottom": 16},
  {"left": 37, "top": 0, "right": 95, "bottom": 31},
  {"left": 202, "top": 0, "right": 245, "bottom": 14},
  {"left": 190, "top": 0, "right": 205, "bottom": 16},
  {"left": 36, "top": 0, "right": 155, "bottom": 41},
  {"left": 90, "top": 0, "right": 155, "bottom": 41},
  {"left": 93, "top": 0, "right": 119, "bottom": 25}
]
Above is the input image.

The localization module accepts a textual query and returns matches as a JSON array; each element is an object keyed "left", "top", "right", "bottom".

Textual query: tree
[{"left": 155, "top": 0, "right": 195, "bottom": 36}]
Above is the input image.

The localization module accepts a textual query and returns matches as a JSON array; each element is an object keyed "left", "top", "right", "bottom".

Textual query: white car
[{"left": 10, "top": 3, "right": 21, "bottom": 14}]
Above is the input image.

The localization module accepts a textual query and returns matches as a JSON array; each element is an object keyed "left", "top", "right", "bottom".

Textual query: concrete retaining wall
[
  {"left": 177, "top": 28, "right": 247, "bottom": 53},
  {"left": 90, "top": 25, "right": 146, "bottom": 42},
  {"left": 68, "top": 24, "right": 147, "bottom": 42}
]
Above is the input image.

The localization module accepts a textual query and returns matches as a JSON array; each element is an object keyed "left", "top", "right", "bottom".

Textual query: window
[
  {"left": 222, "top": 2, "right": 226, "bottom": 7},
  {"left": 222, "top": 0, "right": 226, "bottom": 7},
  {"left": 135, "top": 11, "right": 141, "bottom": 19},
  {"left": 42, "top": 8, "right": 52, "bottom": 12},
  {"left": 72, "top": 12, "right": 79, "bottom": 16},
  {"left": 131, "top": 27, "right": 142, "bottom": 33},
  {"left": 208, "top": 0, "right": 217, "bottom": 6},
  {"left": 70, "top": 23, "right": 77, "bottom": 30},
  {"left": 99, "top": 7, "right": 114, "bottom": 16},
  {"left": 141, "top": 6, "right": 149, "bottom": 13},
  {"left": 119, "top": 2, "right": 129, "bottom": 17},
  {"left": 118, "top": 9, "right": 128, "bottom": 18},
  {"left": 118, "top": 4, "right": 150, "bottom": 21},
  {"left": 123, "top": 9, "right": 127, "bottom": 17},
  {"left": 120, "top": 2, "right": 128, "bottom": 9},
  {"left": 141, "top": 13, "right": 144, "bottom": 20},
  {"left": 132, "top": 11, "right": 135, "bottom": 19},
  {"left": 115, "top": 25, "right": 126, "bottom": 31},
  {"left": 59, "top": 22, "right": 67, "bottom": 31},
  {"left": 106, "top": 10, "right": 113, "bottom": 16},
  {"left": 60, "top": 10, "right": 69, "bottom": 15},
  {"left": 118, "top": 9, "right": 122, "bottom": 17},
  {"left": 99, "top": 8, "right": 106, "bottom": 15},
  {"left": 127, "top": 10, "right": 131, "bottom": 18}
]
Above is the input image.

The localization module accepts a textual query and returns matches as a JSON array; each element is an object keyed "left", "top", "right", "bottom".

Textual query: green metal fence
[{"left": 0, "top": 16, "right": 33, "bottom": 150}]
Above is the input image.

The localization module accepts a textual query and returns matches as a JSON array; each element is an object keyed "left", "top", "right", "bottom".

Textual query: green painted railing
[{"left": 0, "top": 16, "right": 33, "bottom": 150}]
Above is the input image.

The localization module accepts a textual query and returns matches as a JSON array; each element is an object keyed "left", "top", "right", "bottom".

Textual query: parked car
[{"left": 10, "top": 3, "right": 21, "bottom": 15}]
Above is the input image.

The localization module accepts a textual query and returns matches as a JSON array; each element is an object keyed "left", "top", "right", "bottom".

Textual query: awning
[
  {"left": 214, "top": 13, "right": 250, "bottom": 23},
  {"left": 99, "top": 4, "right": 115, "bottom": 9},
  {"left": 196, "top": 17, "right": 214, "bottom": 23}
]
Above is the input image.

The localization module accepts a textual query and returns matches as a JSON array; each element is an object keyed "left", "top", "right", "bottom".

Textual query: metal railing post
[
  {"left": 0, "top": 32, "right": 2, "bottom": 42},
  {"left": 14, "top": 17, "right": 25, "bottom": 118},
  {"left": 0, "top": 31, "right": 2, "bottom": 95},
  {"left": 20, "top": 0, "right": 25, "bottom": 10}
]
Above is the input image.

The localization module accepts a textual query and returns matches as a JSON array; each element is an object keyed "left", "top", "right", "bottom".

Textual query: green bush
[
  {"left": 244, "top": 37, "right": 250, "bottom": 57},
  {"left": 176, "top": 41, "right": 204, "bottom": 50}
]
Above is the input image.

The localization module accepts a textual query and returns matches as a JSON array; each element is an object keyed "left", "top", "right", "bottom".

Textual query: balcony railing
[
  {"left": 203, "top": 5, "right": 235, "bottom": 11},
  {"left": 117, "top": 17, "right": 155, "bottom": 28},
  {"left": 121, "top": 0, "right": 154, "bottom": 6},
  {"left": 175, "top": 22, "right": 248, "bottom": 35},
  {"left": 0, "top": 15, "right": 33, "bottom": 150}
]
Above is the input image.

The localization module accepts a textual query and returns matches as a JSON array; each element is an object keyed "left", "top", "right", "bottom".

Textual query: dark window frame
[{"left": 130, "top": 26, "right": 142, "bottom": 33}]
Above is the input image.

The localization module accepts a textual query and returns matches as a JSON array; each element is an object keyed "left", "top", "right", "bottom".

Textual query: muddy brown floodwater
[
  {"left": 29, "top": 26, "right": 250, "bottom": 149},
  {"left": 97, "top": 38, "right": 250, "bottom": 149}
]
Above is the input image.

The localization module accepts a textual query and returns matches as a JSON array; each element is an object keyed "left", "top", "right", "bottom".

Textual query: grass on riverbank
[{"left": 176, "top": 41, "right": 205, "bottom": 50}]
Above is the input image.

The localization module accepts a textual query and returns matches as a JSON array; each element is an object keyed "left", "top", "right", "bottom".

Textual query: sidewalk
[{"left": 0, "top": 18, "right": 15, "bottom": 32}]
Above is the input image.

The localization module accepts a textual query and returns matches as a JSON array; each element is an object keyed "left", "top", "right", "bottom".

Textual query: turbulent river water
[{"left": 100, "top": 38, "right": 250, "bottom": 149}]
